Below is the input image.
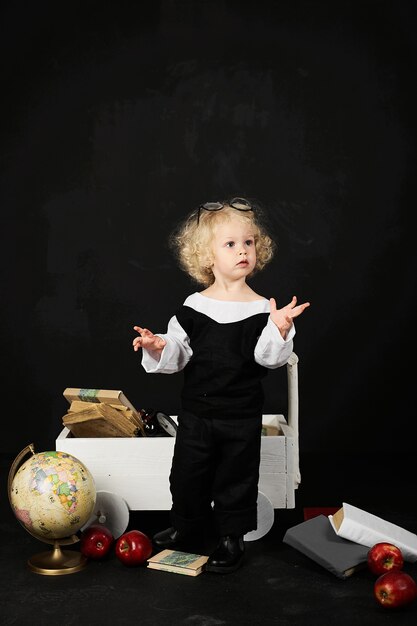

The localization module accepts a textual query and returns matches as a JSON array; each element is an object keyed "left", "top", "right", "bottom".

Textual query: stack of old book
[
  {"left": 283, "top": 503, "right": 417, "bottom": 579},
  {"left": 62, "top": 388, "right": 146, "bottom": 437}
]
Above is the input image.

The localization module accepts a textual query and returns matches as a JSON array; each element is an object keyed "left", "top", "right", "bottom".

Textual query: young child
[{"left": 133, "top": 197, "right": 310, "bottom": 573}]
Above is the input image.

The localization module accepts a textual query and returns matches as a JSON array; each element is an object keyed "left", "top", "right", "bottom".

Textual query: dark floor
[{"left": 2, "top": 452, "right": 417, "bottom": 626}]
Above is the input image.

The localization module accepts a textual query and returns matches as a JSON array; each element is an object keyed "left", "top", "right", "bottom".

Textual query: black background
[{"left": 1, "top": 0, "right": 416, "bottom": 480}]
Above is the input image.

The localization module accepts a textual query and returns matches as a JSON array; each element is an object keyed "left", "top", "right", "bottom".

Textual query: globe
[{"left": 9, "top": 444, "right": 97, "bottom": 575}]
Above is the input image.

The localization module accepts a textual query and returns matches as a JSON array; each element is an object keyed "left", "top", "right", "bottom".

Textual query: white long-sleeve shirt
[{"left": 142, "top": 292, "right": 295, "bottom": 373}]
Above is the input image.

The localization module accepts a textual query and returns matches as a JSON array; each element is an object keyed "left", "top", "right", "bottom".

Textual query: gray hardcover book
[{"left": 283, "top": 514, "right": 369, "bottom": 579}]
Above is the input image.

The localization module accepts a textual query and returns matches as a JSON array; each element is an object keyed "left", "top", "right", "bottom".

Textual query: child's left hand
[{"left": 270, "top": 296, "right": 310, "bottom": 340}]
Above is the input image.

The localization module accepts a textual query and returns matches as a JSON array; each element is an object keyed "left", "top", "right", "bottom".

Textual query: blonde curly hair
[{"left": 169, "top": 200, "right": 276, "bottom": 286}]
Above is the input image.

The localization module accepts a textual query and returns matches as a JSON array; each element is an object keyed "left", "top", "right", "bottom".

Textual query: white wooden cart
[{"left": 55, "top": 353, "right": 300, "bottom": 540}]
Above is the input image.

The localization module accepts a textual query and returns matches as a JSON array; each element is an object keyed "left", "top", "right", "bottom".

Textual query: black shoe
[
  {"left": 152, "top": 526, "right": 187, "bottom": 549},
  {"left": 205, "top": 535, "right": 245, "bottom": 573}
]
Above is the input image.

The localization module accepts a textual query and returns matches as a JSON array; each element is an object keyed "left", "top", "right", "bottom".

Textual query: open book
[{"left": 329, "top": 503, "right": 417, "bottom": 562}]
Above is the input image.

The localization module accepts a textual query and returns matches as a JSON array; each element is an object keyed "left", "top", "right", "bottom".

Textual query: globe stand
[
  {"left": 28, "top": 539, "right": 88, "bottom": 575},
  {"left": 8, "top": 444, "right": 96, "bottom": 576}
]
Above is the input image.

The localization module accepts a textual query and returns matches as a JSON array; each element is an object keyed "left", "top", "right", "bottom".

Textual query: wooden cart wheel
[
  {"left": 81, "top": 490, "right": 130, "bottom": 539},
  {"left": 244, "top": 491, "right": 275, "bottom": 541}
]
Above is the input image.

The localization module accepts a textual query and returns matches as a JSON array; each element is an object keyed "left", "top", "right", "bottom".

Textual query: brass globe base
[{"left": 28, "top": 542, "right": 88, "bottom": 576}]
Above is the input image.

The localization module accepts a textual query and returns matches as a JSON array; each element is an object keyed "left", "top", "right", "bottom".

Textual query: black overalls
[{"left": 169, "top": 305, "right": 271, "bottom": 537}]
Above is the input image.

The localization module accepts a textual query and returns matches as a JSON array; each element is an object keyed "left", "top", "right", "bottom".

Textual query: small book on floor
[
  {"left": 147, "top": 550, "right": 209, "bottom": 577},
  {"left": 283, "top": 514, "right": 369, "bottom": 579}
]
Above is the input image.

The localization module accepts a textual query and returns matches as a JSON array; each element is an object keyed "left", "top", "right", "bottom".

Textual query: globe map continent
[{"left": 10, "top": 450, "right": 96, "bottom": 540}]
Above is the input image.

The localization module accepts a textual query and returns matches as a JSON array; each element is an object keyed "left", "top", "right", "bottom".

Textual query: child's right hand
[{"left": 132, "top": 326, "right": 167, "bottom": 353}]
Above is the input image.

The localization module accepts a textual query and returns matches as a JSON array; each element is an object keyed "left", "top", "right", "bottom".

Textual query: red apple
[
  {"left": 115, "top": 529, "right": 152, "bottom": 566},
  {"left": 367, "top": 542, "right": 404, "bottom": 575},
  {"left": 374, "top": 571, "right": 417, "bottom": 609},
  {"left": 80, "top": 524, "right": 114, "bottom": 560}
]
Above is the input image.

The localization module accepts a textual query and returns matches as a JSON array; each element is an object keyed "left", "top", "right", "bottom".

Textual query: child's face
[{"left": 210, "top": 215, "right": 257, "bottom": 283}]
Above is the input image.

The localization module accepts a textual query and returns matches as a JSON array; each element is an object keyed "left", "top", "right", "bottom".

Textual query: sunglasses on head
[{"left": 196, "top": 197, "right": 253, "bottom": 224}]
